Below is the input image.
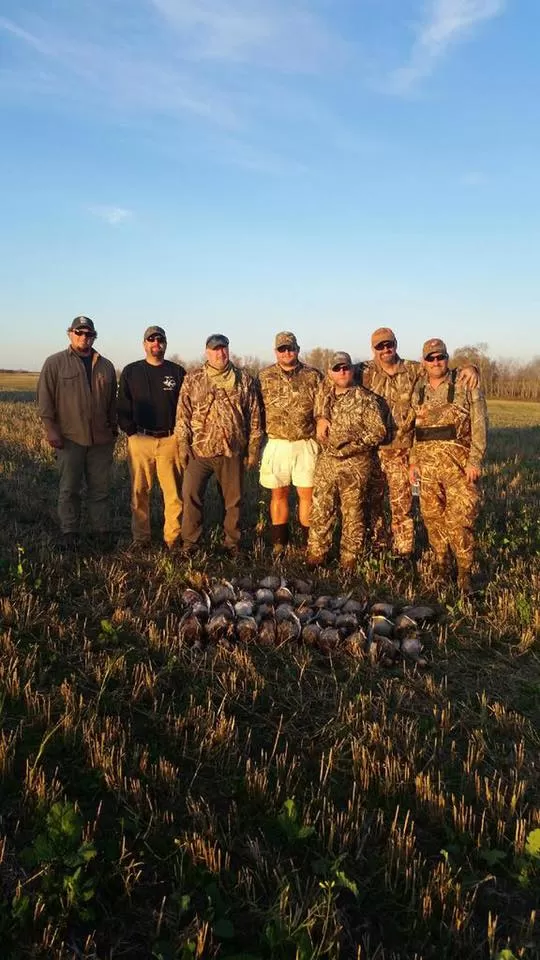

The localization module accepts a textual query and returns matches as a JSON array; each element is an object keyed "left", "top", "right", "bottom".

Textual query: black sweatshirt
[{"left": 117, "top": 359, "right": 185, "bottom": 435}]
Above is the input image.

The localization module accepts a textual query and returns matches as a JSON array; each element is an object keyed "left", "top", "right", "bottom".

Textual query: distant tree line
[
  {"left": 5, "top": 342, "right": 539, "bottom": 401},
  {"left": 449, "top": 343, "right": 540, "bottom": 401},
  {"left": 231, "top": 344, "right": 540, "bottom": 402}
]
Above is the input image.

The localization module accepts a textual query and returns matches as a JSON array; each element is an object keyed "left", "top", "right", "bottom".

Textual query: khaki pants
[
  {"left": 127, "top": 433, "right": 183, "bottom": 546},
  {"left": 56, "top": 439, "right": 115, "bottom": 534},
  {"left": 182, "top": 454, "right": 243, "bottom": 548}
]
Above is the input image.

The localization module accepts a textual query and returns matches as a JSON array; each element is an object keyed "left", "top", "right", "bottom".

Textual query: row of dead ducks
[{"left": 179, "top": 576, "right": 435, "bottom": 666}]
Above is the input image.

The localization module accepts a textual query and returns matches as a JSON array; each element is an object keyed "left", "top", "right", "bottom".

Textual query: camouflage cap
[
  {"left": 422, "top": 338, "right": 448, "bottom": 359},
  {"left": 206, "top": 333, "right": 229, "bottom": 349},
  {"left": 371, "top": 327, "right": 396, "bottom": 348},
  {"left": 144, "top": 325, "right": 166, "bottom": 340},
  {"left": 275, "top": 331, "right": 299, "bottom": 350},
  {"left": 330, "top": 351, "right": 352, "bottom": 369},
  {"left": 69, "top": 316, "right": 96, "bottom": 334}
]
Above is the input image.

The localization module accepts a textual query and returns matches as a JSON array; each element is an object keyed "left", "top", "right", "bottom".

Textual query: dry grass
[
  {"left": 0, "top": 372, "right": 39, "bottom": 392},
  {"left": 0, "top": 391, "right": 539, "bottom": 960},
  {"left": 486, "top": 401, "right": 540, "bottom": 429}
]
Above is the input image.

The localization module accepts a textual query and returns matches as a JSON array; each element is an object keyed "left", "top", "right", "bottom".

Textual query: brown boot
[{"left": 306, "top": 553, "right": 327, "bottom": 570}]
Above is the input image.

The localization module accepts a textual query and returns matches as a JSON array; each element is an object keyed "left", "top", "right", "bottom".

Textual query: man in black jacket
[{"left": 118, "top": 326, "right": 185, "bottom": 549}]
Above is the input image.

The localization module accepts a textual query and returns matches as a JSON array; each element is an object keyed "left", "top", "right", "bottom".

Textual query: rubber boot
[{"left": 271, "top": 523, "right": 289, "bottom": 558}]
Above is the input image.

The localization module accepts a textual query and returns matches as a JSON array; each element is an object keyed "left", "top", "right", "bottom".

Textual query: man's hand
[
  {"left": 178, "top": 446, "right": 190, "bottom": 470},
  {"left": 245, "top": 454, "right": 259, "bottom": 470},
  {"left": 465, "top": 464, "right": 481, "bottom": 484},
  {"left": 457, "top": 365, "right": 479, "bottom": 389},
  {"left": 46, "top": 429, "right": 64, "bottom": 450},
  {"left": 316, "top": 418, "right": 330, "bottom": 443},
  {"left": 409, "top": 465, "right": 420, "bottom": 485}
]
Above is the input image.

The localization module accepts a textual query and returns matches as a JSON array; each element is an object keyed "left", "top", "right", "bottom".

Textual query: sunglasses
[
  {"left": 424, "top": 353, "right": 447, "bottom": 362},
  {"left": 73, "top": 329, "right": 95, "bottom": 337},
  {"left": 374, "top": 340, "right": 396, "bottom": 351},
  {"left": 146, "top": 335, "right": 166, "bottom": 343},
  {"left": 276, "top": 344, "right": 297, "bottom": 353},
  {"left": 332, "top": 364, "right": 351, "bottom": 372}
]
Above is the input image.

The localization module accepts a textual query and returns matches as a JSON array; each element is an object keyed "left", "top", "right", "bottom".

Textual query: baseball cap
[
  {"left": 275, "top": 331, "right": 299, "bottom": 349},
  {"left": 206, "top": 333, "right": 230, "bottom": 349},
  {"left": 330, "top": 351, "right": 352, "bottom": 369},
  {"left": 69, "top": 316, "right": 96, "bottom": 334},
  {"left": 371, "top": 327, "right": 396, "bottom": 348},
  {"left": 144, "top": 325, "right": 167, "bottom": 340},
  {"left": 422, "top": 338, "right": 448, "bottom": 358}
]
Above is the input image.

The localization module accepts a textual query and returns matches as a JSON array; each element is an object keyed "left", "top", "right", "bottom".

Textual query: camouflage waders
[
  {"left": 308, "top": 452, "right": 372, "bottom": 564},
  {"left": 369, "top": 447, "right": 414, "bottom": 555}
]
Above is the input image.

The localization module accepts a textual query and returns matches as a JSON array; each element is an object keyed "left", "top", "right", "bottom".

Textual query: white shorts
[{"left": 259, "top": 438, "right": 319, "bottom": 489}]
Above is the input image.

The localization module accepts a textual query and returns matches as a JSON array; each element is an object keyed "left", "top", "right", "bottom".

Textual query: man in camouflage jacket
[
  {"left": 319, "top": 327, "right": 478, "bottom": 563},
  {"left": 175, "top": 334, "right": 262, "bottom": 555},
  {"left": 409, "top": 338, "right": 488, "bottom": 593},
  {"left": 307, "top": 352, "right": 387, "bottom": 570},
  {"left": 257, "top": 332, "right": 323, "bottom": 555}
]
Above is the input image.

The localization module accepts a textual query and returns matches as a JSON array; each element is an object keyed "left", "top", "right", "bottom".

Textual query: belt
[
  {"left": 415, "top": 425, "right": 457, "bottom": 442},
  {"left": 136, "top": 428, "right": 174, "bottom": 438}
]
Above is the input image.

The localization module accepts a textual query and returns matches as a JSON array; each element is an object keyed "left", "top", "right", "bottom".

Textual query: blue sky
[{"left": 1, "top": 0, "right": 538, "bottom": 370}]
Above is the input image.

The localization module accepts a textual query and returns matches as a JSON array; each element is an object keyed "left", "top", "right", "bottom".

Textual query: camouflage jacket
[
  {"left": 409, "top": 372, "right": 488, "bottom": 468},
  {"left": 314, "top": 383, "right": 387, "bottom": 458},
  {"left": 355, "top": 358, "right": 422, "bottom": 450},
  {"left": 175, "top": 365, "right": 262, "bottom": 460},
  {"left": 257, "top": 362, "right": 323, "bottom": 441}
]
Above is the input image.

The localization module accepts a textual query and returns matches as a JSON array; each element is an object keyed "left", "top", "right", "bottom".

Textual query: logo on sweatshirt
[{"left": 163, "top": 375, "right": 177, "bottom": 391}]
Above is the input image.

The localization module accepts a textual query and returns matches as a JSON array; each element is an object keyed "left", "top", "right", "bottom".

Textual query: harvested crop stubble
[{"left": 0, "top": 392, "right": 539, "bottom": 958}]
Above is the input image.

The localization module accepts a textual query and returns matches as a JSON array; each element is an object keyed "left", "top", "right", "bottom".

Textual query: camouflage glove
[{"left": 245, "top": 451, "right": 259, "bottom": 470}]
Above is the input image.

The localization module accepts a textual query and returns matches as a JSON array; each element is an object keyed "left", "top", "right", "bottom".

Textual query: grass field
[
  {"left": 0, "top": 372, "right": 39, "bottom": 392},
  {"left": 0, "top": 390, "right": 539, "bottom": 959}
]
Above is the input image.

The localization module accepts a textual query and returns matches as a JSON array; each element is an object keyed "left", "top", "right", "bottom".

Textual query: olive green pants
[{"left": 56, "top": 439, "right": 115, "bottom": 534}]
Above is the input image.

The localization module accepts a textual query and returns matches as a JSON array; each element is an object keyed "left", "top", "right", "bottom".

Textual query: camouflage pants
[
  {"left": 308, "top": 452, "right": 371, "bottom": 563},
  {"left": 369, "top": 447, "right": 414, "bottom": 555},
  {"left": 416, "top": 446, "right": 479, "bottom": 571}
]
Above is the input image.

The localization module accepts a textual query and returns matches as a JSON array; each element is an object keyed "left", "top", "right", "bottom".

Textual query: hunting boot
[
  {"left": 298, "top": 522, "right": 310, "bottom": 549},
  {"left": 271, "top": 523, "right": 289, "bottom": 558}
]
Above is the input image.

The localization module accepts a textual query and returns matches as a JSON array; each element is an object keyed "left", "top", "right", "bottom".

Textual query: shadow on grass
[{"left": 0, "top": 390, "right": 37, "bottom": 404}]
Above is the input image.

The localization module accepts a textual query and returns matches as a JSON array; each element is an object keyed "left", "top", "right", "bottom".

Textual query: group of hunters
[{"left": 37, "top": 318, "right": 488, "bottom": 593}]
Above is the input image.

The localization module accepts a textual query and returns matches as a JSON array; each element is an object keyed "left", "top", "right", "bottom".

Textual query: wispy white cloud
[
  {"left": 89, "top": 205, "right": 133, "bottom": 225},
  {"left": 0, "top": 12, "right": 242, "bottom": 127},
  {"left": 0, "top": 3, "right": 359, "bottom": 173},
  {"left": 150, "top": 0, "right": 349, "bottom": 71},
  {"left": 0, "top": 15, "right": 55, "bottom": 54},
  {"left": 388, "top": 0, "right": 506, "bottom": 93}
]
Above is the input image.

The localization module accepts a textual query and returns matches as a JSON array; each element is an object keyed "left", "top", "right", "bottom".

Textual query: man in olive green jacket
[{"left": 37, "top": 316, "right": 118, "bottom": 547}]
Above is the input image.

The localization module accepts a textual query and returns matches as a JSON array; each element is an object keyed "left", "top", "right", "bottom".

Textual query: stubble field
[{"left": 0, "top": 383, "right": 539, "bottom": 960}]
